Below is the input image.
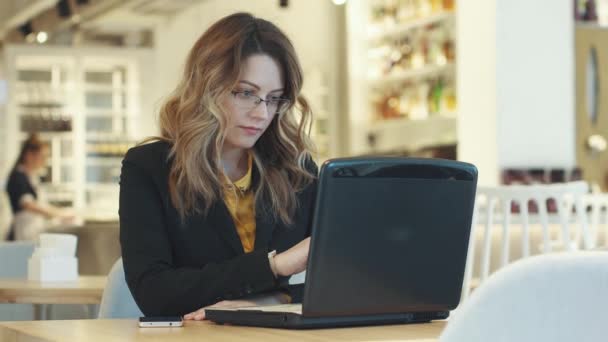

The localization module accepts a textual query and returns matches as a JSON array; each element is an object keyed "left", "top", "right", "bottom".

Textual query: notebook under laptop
[{"left": 205, "top": 157, "right": 478, "bottom": 329}]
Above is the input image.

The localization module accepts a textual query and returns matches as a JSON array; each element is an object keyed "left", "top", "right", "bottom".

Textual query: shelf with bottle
[
  {"left": 86, "top": 141, "right": 136, "bottom": 158},
  {"left": 370, "top": 75, "right": 457, "bottom": 122},
  {"left": 352, "top": 0, "right": 459, "bottom": 155},
  {"left": 15, "top": 81, "right": 68, "bottom": 107},
  {"left": 20, "top": 112, "right": 73, "bottom": 132},
  {"left": 369, "top": 62, "right": 454, "bottom": 86},
  {"left": 367, "top": 19, "right": 456, "bottom": 83},
  {"left": 366, "top": 115, "right": 457, "bottom": 153},
  {"left": 367, "top": 0, "right": 455, "bottom": 40},
  {"left": 368, "top": 11, "right": 454, "bottom": 42}
]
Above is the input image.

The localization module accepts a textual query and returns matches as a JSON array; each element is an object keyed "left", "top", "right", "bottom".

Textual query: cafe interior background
[{"left": 0, "top": 0, "right": 607, "bottom": 320}]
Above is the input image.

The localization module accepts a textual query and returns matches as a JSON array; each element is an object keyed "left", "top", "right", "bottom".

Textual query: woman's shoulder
[
  {"left": 7, "top": 167, "right": 28, "bottom": 184},
  {"left": 123, "top": 140, "right": 172, "bottom": 170}
]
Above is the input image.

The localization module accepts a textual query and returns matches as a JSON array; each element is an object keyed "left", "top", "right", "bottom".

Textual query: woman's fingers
[
  {"left": 183, "top": 300, "right": 258, "bottom": 321},
  {"left": 183, "top": 307, "right": 205, "bottom": 320}
]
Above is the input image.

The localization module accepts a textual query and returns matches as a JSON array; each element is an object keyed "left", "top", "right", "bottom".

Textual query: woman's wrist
[{"left": 268, "top": 250, "right": 278, "bottom": 278}]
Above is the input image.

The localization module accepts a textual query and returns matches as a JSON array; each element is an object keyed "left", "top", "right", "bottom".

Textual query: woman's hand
[
  {"left": 183, "top": 292, "right": 291, "bottom": 321},
  {"left": 183, "top": 299, "right": 258, "bottom": 321},
  {"left": 274, "top": 237, "right": 310, "bottom": 277}
]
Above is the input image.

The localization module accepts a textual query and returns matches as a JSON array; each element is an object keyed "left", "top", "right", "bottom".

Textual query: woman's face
[
  {"left": 222, "top": 54, "right": 286, "bottom": 151},
  {"left": 27, "top": 146, "right": 49, "bottom": 171}
]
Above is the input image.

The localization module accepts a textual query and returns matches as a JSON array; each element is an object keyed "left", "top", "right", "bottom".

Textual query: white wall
[
  {"left": 458, "top": 0, "right": 575, "bottom": 185},
  {"left": 457, "top": 0, "right": 499, "bottom": 186},
  {"left": 496, "top": 0, "right": 575, "bottom": 168},
  {"left": 152, "top": 1, "right": 342, "bottom": 140}
]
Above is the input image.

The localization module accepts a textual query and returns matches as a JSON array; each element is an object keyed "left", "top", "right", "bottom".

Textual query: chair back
[
  {"left": 462, "top": 181, "right": 590, "bottom": 300},
  {"left": 0, "top": 241, "right": 35, "bottom": 277},
  {"left": 443, "top": 252, "right": 608, "bottom": 342},
  {"left": 97, "top": 258, "right": 143, "bottom": 318}
]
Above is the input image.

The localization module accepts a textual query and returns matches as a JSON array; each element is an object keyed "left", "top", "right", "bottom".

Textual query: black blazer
[{"left": 119, "top": 141, "right": 317, "bottom": 316}]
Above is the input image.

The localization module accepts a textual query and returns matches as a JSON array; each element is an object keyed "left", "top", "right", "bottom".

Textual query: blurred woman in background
[{"left": 5, "top": 133, "right": 72, "bottom": 241}]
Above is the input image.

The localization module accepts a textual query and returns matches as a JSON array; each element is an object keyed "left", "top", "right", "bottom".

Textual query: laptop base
[{"left": 205, "top": 309, "right": 449, "bottom": 329}]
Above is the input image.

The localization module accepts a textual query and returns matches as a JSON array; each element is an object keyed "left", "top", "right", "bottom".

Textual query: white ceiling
[
  {"left": 0, "top": 0, "right": 203, "bottom": 40},
  {"left": 0, "top": 0, "right": 58, "bottom": 39},
  {"left": 81, "top": 0, "right": 203, "bottom": 34}
]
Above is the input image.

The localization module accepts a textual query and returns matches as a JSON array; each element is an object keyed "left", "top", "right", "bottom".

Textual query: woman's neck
[
  {"left": 221, "top": 147, "right": 249, "bottom": 182},
  {"left": 18, "top": 162, "right": 36, "bottom": 176}
]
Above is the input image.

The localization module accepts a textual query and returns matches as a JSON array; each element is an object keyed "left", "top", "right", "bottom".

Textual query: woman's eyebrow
[{"left": 239, "top": 80, "right": 283, "bottom": 93}]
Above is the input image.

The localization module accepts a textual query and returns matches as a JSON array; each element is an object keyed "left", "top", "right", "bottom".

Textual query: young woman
[
  {"left": 119, "top": 12, "right": 318, "bottom": 320},
  {"left": 5, "top": 134, "right": 72, "bottom": 241}
]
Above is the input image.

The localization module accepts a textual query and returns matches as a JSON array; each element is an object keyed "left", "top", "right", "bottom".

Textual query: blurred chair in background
[
  {"left": 442, "top": 252, "right": 608, "bottom": 342},
  {"left": 0, "top": 191, "right": 12, "bottom": 241},
  {"left": 584, "top": 193, "right": 608, "bottom": 249},
  {"left": 0, "top": 241, "right": 35, "bottom": 320},
  {"left": 462, "top": 181, "right": 593, "bottom": 300},
  {"left": 97, "top": 258, "right": 142, "bottom": 319}
]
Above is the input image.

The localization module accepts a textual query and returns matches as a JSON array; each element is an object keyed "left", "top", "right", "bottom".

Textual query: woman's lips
[{"left": 239, "top": 126, "right": 262, "bottom": 135}]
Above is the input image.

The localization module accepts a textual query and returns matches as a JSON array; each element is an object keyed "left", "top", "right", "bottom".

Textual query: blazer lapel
[
  {"left": 251, "top": 164, "right": 275, "bottom": 251},
  {"left": 254, "top": 200, "right": 275, "bottom": 251},
  {"left": 207, "top": 201, "right": 244, "bottom": 255}
]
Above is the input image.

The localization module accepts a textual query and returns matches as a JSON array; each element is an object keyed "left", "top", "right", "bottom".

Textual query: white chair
[
  {"left": 441, "top": 252, "right": 608, "bottom": 342},
  {"left": 0, "top": 241, "right": 35, "bottom": 278},
  {"left": 584, "top": 193, "right": 608, "bottom": 248},
  {"left": 462, "top": 181, "right": 590, "bottom": 300},
  {"left": 97, "top": 258, "right": 143, "bottom": 318},
  {"left": 0, "top": 191, "right": 12, "bottom": 240},
  {"left": 0, "top": 241, "right": 35, "bottom": 320}
]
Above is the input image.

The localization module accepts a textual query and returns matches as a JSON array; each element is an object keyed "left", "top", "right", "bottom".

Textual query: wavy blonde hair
[{"left": 152, "top": 12, "right": 315, "bottom": 224}]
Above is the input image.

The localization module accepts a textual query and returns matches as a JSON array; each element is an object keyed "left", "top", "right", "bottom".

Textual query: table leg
[
  {"left": 33, "top": 304, "right": 47, "bottom": 320},
  {"left": 86, "top": 304, "right": 99, "bottom": 319}
]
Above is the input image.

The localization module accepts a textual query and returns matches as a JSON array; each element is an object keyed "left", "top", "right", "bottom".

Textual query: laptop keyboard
[{"left": 237, "top": 303, "right": 302, "bottom": 314}]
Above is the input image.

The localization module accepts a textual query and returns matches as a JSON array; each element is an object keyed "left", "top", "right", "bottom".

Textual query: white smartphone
[{"left": 138, "top": 316, "right": 184, "bottom": 328}]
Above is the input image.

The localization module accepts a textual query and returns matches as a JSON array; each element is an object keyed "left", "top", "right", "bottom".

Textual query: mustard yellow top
[{"left": 223, "top": 154, "right": 256, "bottom": 253}]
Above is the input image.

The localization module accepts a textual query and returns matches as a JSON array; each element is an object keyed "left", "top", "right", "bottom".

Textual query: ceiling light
[{"left": 36, "top": 31, "right": 48, "bottom": 43}]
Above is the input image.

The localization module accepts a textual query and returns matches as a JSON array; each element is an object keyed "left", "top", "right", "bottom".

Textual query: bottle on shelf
[
  {"left": 428, "top": 78, "right": 444, "bottom": 115},
  {"left": 582, "top": 0, "right": 598, "bottom": 22},
  {"left": 373, "top": 91, "right": 403, "bottom": 121},
  {"left": 442, "top": 0, "right": 455, "bottom": 11}
]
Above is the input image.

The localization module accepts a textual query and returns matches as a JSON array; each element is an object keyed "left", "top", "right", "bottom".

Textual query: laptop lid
[{"left": 302, "top": 157, "right": 478, "bottom": 317}]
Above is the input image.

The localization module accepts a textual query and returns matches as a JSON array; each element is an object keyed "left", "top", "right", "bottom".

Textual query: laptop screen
[{"left": 304, "top": 158, "right": 477, "bottom": 317}]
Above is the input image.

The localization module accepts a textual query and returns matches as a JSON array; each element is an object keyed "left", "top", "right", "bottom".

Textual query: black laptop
[{"left": 205, "top": 157, "right": 478, "bottom": 329}]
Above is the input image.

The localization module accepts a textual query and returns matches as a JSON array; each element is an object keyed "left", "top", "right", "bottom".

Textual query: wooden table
[
  {"left": 0, "top": 276, "right": 106, "bottom": 320},
  {"left": 0, "top": 276, "right": 106, "bottom": 305},
  {"left": 0, "top": 319, "right": 445, "bottom": 342}
]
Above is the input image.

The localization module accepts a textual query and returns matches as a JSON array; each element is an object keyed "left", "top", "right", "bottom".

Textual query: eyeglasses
[{"left": 231, "top": 90, "right": 291, "bottom": 116}]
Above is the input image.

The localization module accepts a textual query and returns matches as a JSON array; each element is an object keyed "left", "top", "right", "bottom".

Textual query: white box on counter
[{"left": 28, "top": 256, "right": 78, "bottom": 282}]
